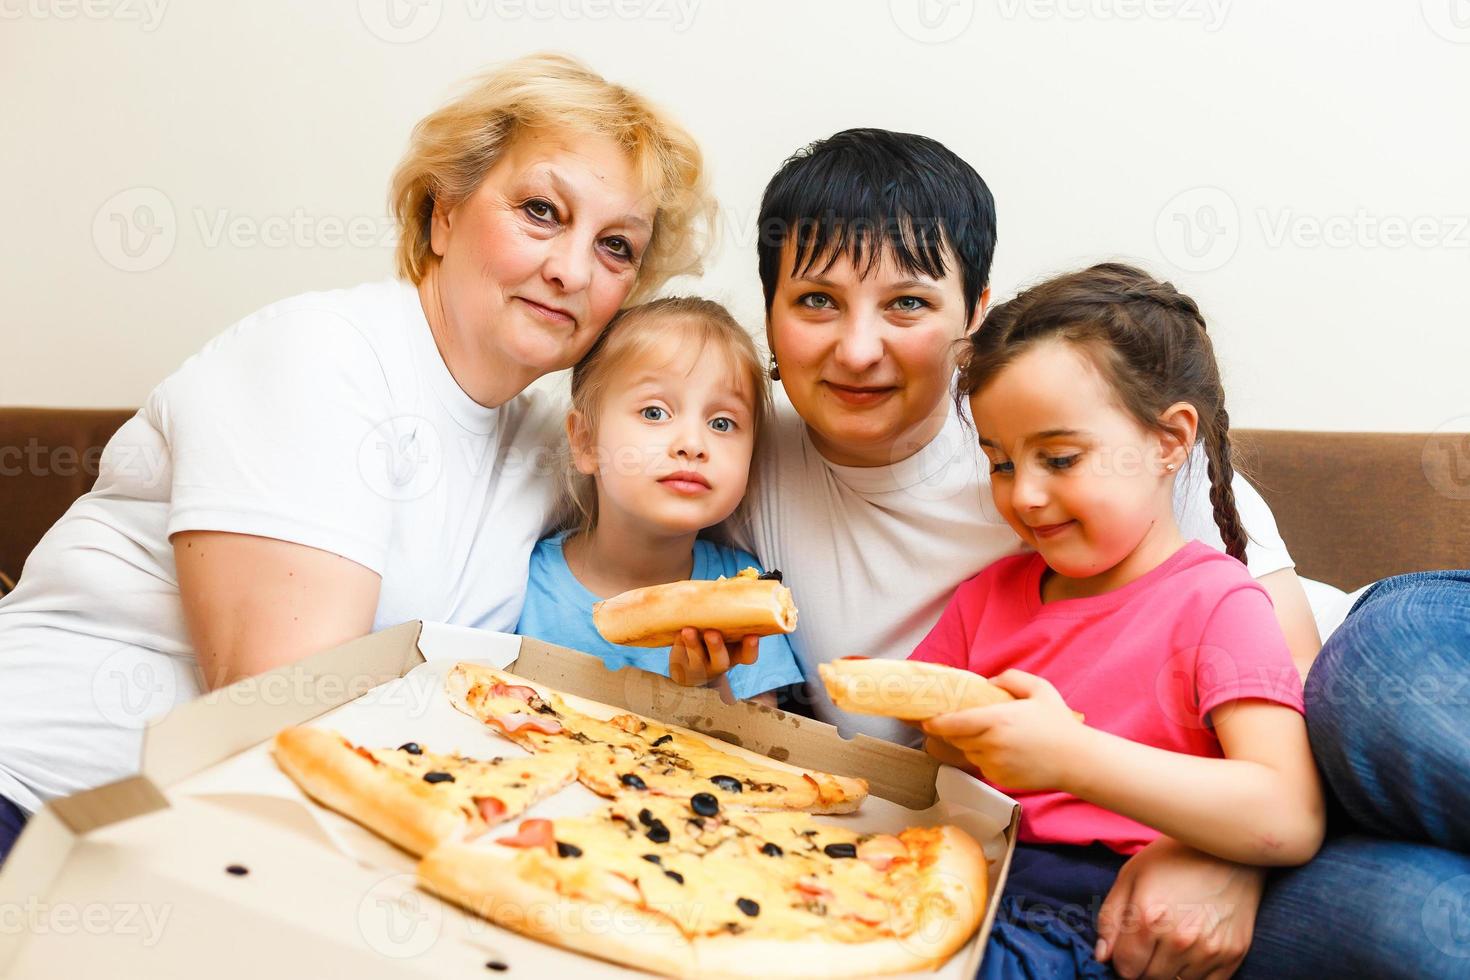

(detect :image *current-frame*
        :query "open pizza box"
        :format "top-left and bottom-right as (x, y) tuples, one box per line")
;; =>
(0, 621), (1021, 978)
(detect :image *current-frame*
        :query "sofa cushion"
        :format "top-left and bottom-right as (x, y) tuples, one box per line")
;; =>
(1235, 429), (1470, 591)
(0, 407), (136, 591)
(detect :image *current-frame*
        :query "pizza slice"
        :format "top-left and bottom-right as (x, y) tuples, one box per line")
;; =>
(820, 657), (1085, 723)
(446, 662), (868, 814)
(272, 726), (579, 857)
(417, 794), (987, 978)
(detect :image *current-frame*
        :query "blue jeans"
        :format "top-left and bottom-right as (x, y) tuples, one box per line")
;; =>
(0, 794), (24, 868)
(1241, 570), (1470, 977)
(980, 844), (1127, 979)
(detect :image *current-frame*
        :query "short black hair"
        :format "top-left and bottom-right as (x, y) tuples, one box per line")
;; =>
(756, 128), (997, 323)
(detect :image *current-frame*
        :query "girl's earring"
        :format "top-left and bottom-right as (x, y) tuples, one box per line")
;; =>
(1166, 462), (1177, 472)
(768, 356), (781, 382)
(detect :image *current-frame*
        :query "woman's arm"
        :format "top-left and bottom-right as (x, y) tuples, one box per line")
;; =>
(925, 672), (1325, 867)
(1095, 836), (1267, 979)
(174, 530), (381, 690)
(1256, 567), (1323, 679)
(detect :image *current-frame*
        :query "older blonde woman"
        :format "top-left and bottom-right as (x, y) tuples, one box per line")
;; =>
(0, 53), (713, 860)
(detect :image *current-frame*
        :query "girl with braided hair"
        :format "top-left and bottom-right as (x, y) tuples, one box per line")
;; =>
(905, 263), (1325, 976)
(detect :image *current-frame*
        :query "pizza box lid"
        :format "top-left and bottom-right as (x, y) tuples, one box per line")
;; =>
(0, 621), (1021, 979)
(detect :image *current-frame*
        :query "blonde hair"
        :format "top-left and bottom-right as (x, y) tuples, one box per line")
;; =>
(559, 297), (770, 536)
(390, 52), (714, 303)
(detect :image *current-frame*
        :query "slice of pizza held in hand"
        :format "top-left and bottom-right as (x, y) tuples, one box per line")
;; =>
(819, 657), (1085, 723)
(591, 567), (798, 647)
(272, 726), (579, 857)
(446, 662), (868, 814)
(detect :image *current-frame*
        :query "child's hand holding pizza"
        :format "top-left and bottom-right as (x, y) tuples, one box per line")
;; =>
(922, 669), (1088, 791)
(668, 628), (759, 687)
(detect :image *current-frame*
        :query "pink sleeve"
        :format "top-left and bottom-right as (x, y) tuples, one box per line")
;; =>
(909, 575), (988, 669)
(1195, 585), (1305, 723)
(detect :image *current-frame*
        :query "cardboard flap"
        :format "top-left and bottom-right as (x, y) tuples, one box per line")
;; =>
(0, 809), (78, 973)
(512, 637), (943, 809)
(415, 620), (520, 666)
(48, 775), (170, 835)
(142, 621), (426, 787)
(0, 777), (168, 973)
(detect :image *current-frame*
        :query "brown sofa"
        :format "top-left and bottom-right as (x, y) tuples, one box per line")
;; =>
(1, 408), (1467, 594)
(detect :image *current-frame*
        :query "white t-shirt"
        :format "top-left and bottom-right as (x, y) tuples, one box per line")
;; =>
(0, 279), (564, 813)
(740, 389), (1294, 747)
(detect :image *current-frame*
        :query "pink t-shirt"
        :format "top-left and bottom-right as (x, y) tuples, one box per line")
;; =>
(910, 540), (1304, 855)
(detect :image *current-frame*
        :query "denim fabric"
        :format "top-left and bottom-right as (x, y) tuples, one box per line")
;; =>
(1243, 570), (1470, 977)
(981, 896), (1119, 980)
(1242, 834), (1470, 978)
(1303, 569), (1470, 849)
(0, 794), (25, 868)
(978, 843), (1127, 979)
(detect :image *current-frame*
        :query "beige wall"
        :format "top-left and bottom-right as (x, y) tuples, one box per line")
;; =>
(3, 0), (1467, 433)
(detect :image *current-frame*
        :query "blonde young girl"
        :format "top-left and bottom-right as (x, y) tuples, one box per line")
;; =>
(909, 265), (1324, 976)
(515, 297), (803, 704)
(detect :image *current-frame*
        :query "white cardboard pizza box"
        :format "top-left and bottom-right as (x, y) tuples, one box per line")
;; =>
(0, 621), (1020, 979)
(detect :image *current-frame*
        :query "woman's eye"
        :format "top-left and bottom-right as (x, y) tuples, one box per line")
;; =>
(524, 199), (557, 223)
(603, 237), (634, 261)
(640, 406), (668, 422)
(708, 417), (736, 434)
(892, 296), (929, 312)
(797, 293), (834, 310)
(989, 460), (1014, 475)
(1046, 455), (1081, 471)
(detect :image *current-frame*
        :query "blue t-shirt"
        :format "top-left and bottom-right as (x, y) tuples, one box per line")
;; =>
(516, 532), (805, 700)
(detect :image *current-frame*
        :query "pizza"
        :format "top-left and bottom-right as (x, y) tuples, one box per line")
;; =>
(272, 726), (579, 857)
(820, 657), (1085, 723)
(417, 793), (988, 978)
(446, 662), (868, 813)
(593, 567), (798, 647)
(273, 664), (991, 975)
(818, 658), (1021, 720)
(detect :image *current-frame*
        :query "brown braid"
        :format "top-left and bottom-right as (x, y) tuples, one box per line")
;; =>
(1202, 407), (1248, 562)
(956, 262), (1249, 565)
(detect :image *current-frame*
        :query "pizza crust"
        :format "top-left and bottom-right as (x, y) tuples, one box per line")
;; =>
(273, 727), (466, 857)
(272, 727), (578, 858)
(805, 773), (870, 815)
(819, 658), (1021, 720)
(695, 824), (987, 977)
(418, 842), (698, 977)
(418, 823), (988, 979)
(592, 573), (798, 648)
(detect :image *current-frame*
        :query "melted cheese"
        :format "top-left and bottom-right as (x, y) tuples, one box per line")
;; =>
(360, 742), (573, 824)
(500, 798), (928, 943)
(463, 676), (832, 810)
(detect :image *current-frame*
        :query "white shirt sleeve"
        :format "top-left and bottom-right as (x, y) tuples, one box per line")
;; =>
(1174, 444), (1294, 578)
(161, 305), (396, 574)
